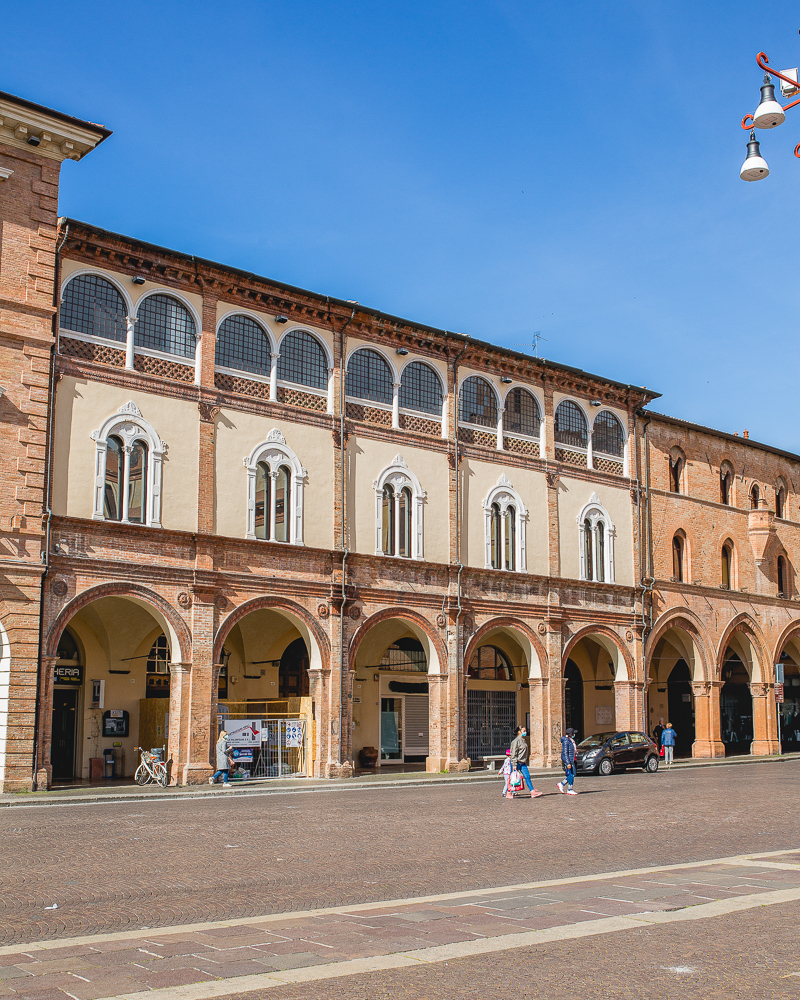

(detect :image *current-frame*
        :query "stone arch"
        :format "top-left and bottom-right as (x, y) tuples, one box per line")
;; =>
(645, 607), (713, 683)
(716, 613), (769, 683)
(563, 624), (635, 681)
(45, 582), (191, 663)
(771, 620), (800, 681)
(463, 617), (547, 680)
(348, 607), (447, 676)
(213, 596), (329, 672)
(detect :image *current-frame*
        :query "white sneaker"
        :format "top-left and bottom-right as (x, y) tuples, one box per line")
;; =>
(208, 777), (215, 785)
(557, 782), (564, 793)
(566, 789), (578, 795)
(223, 782), (233, 789)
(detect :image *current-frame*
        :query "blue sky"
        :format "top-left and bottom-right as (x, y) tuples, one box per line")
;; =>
(4, 3), (800, 447)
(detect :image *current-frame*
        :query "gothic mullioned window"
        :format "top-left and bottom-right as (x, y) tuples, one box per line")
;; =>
(578, 494), (616, 584)
(482, 475), (527, 572)
(244, 429), (306, 544)
(374, 455), (425, 559)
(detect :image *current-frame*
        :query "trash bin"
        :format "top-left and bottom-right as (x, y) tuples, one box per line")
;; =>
(103, 748), (115, 780)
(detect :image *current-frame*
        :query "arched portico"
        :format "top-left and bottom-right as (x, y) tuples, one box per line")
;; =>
(348, 609), (450, 773)
(40, 585), (191, 788)
(717, 616), (777, 756)
(562, 627), (639, 740)
(463, 619), (548, 765)
(645, 611), (715, 758)
(773, 625), (800, 752)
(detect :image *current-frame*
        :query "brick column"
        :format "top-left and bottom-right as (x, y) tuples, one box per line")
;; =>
(197, 404), (219, 535)
(691, 680), (725, 757)
(308, 667), (329, 777)
(542, 382), (555, 462)
(167, 662), (191, 784)
(614, 680), (638, 731)
(179, 593), (215, 784)
(528, 676), (548, 766)
(750, 683), (779, 755)
(426, 672), (448, 772)
(196, 291), (219, 389)
(544, 624), (563, 766)
(33, 655), (57, 789)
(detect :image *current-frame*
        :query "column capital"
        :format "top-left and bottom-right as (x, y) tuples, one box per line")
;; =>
(169, 661), (191, 676)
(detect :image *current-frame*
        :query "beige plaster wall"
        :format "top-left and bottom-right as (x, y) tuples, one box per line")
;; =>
(215, 410), (334, 548)
(557, 476), (634, 585)
(348, 437), (449, 564)
(52, 376), (200, 531)
(461, 459), (548, 573)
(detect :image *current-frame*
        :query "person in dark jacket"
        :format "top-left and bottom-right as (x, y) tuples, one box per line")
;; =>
(557, 728), (578, 795)
(509, 725), (543, 799)
(653, 718), (665, 749)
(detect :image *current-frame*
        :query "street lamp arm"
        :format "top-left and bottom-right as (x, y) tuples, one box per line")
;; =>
(755, 51), (798, 93)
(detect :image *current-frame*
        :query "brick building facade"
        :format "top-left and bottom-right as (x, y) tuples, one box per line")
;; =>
(0, 90), (795, 792)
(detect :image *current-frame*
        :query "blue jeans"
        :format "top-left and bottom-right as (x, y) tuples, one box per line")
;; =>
(212, 768), (229, 784)
(561, 764), (575, 789)
(514, 764), (533, 792)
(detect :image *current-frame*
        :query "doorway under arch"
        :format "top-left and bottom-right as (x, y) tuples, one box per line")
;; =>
(564, 659), (583, 737)
(720, 652), (752, 755)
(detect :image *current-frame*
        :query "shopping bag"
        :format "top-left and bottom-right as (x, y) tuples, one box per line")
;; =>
(659, 746), (665, 758)
(510, 770), (523, 789)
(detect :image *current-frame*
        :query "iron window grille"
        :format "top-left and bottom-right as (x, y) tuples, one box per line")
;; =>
(504, 387), (540, 436)
(60, 273), (127, 342)
(591, 411), (624, 457)
(277, 330), (327, 390)
(135, 295), (196, 358)
(554, 400), (588, 448)
(459, 376), (498, 428)
(346, 348), (393, 404)
(399, 362), (443, 415)
(366, 639), (427, 672)
(146, 634), (170, 674)
(216, 314), (271, 376)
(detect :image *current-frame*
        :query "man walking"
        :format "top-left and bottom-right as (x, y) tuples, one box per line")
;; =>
(661, 722), (676, 766)
(557, 728), (578, 795)
(509, 725), (543, 799)
(653, 717), (665, 750)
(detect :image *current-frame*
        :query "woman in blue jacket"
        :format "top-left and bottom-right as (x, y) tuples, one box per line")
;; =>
(660, 722), (676, 765)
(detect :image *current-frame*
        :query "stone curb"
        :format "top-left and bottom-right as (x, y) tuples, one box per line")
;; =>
(1, 752), (797, 809)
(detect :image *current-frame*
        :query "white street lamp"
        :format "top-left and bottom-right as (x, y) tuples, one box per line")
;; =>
(752, 75), (786, 129)
(740, 130), (770, 181)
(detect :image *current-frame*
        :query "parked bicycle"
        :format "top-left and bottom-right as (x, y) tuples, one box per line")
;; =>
(134, 746), (168, 787)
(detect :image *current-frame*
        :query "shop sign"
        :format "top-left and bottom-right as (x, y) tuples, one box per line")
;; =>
(775, 683), (784, 703)
(226, 720), (262, 746)
(54, 663), (83, 686)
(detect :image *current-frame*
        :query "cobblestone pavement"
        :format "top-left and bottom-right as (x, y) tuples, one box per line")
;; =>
(0, 759), (798, 998)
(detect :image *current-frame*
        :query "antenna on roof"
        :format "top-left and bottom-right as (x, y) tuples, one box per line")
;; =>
(516, 331), (547, 358)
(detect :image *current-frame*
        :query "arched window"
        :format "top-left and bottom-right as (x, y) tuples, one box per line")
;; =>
(672, 534), (684, 582)
(720, 462), (734, 505)
(750, 483), (760, 509)
(277, 329), (328, 390)
(399, 362), (443, 416)
(60, 273), (127, 342)
(721, 542), (732, 589)
(92, 401), (165, 527)
(578, 494), (615, 583)
(135, 294), (196, 358)
(244, 429), (306, 544)
(778, 555), (788, 597)
(504, 387), (540, 437)
(483, 475), (527, 572)
(146, 633), (170, 699)
(346, 349), (393, 404)
(374, 455), (425, 559)
(554, 400), (588, 449)
(468, 645), (512, 679)
(669, 453), (684, 493)
(459, 376), (498, 428)
(216, 314), (271, 376)
(592, 411), (624, 458)
(776, 481), (786, 519)
(253, 463), (291, 542)
(380, 637), (427, 672)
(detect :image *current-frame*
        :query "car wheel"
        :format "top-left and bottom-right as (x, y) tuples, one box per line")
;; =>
(598, 757), (613, 776)
(645, 755), (659, 773)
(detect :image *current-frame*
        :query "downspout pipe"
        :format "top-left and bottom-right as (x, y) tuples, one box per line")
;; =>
(451, 340), (468, 763)
(32, 222), (68, 788)
(336, 304), (355, 763)
(636, 407), (654, 731)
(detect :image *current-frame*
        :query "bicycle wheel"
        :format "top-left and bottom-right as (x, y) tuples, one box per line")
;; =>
(154, 762), (168, 787)
(134, 763), (151, 785)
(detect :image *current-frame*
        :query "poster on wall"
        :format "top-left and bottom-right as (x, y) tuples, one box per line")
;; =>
(285, 722), (304, 748)
(225, 721), (262, 746)
(595, 706), (613, 726)
(230, 747), (254, 762)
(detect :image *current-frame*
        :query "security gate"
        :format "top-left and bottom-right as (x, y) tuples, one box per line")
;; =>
(467, 690), (516, 758)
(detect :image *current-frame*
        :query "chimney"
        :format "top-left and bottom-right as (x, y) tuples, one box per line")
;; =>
(744, 429), (749, 439)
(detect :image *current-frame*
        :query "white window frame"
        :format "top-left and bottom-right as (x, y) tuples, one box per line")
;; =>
(90, 401), (166, 527)
(398, 359), (448, 439)
(500, 382), (545, 453)
(590, 407), (629, 475)
(577, 492), (616, 583)
(135, 289), (202, 384)
(482, 474), (527, 571)
(373, 455), (426, 560)
(243, 429), (307, 544)
(277, 326), (336, 413)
